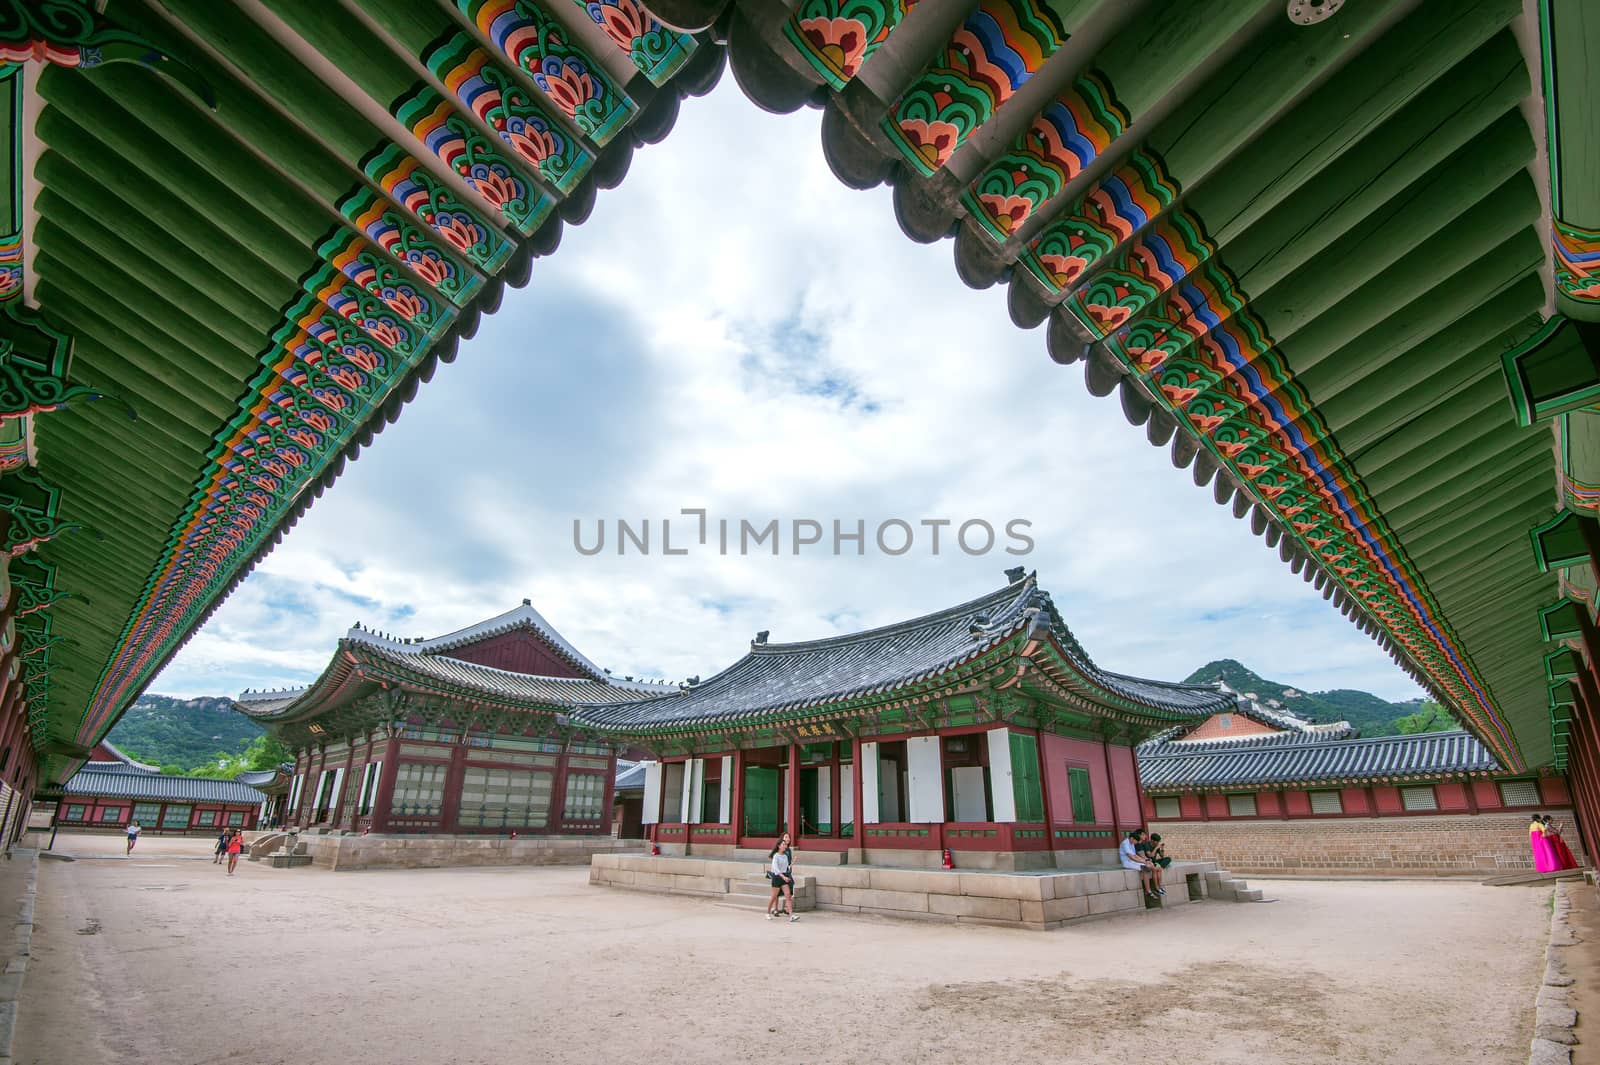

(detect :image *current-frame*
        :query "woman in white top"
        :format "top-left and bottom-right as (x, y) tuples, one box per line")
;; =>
(766, 832), (799, 922)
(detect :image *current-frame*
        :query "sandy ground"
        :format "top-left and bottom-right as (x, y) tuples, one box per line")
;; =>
(13, 833), (1551, 1065)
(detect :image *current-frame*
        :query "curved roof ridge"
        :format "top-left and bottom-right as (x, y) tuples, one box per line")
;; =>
(750, 576), (1037, 655)
(346, 600), (610, 680)
(427, 654), (675, 693)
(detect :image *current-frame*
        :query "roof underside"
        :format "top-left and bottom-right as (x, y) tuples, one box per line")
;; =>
(1, 0), (1591, 783)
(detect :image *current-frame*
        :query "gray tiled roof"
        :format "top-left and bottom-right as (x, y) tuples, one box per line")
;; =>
(353, 641), (673, 705)
(614, 761), (648, 792)
(64, 768), (268, 805)
(1137, 729), (1502, 791)
(236, 578), (1230, 734)
(575, 576), (1233, 731)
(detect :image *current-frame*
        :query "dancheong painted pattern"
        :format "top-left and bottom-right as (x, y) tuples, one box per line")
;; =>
(0, 0), (1593, 809)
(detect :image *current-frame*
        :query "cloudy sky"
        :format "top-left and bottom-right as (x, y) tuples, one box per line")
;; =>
(150, 74), (1423, 705)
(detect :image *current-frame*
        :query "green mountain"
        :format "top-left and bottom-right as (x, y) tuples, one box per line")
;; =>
(105, 694), (265, 772)
(1183, 659), (1440, 737)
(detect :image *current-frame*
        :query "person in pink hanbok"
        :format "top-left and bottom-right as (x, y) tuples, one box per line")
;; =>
(1531, 814), (1560, 872)
(1544, 815), (1579, 871)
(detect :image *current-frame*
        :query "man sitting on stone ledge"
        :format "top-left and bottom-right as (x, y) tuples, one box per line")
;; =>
(1121, 829), (1162, 899)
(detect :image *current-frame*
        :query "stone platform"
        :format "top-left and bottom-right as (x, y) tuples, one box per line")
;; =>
(590, 854), (1259, 930)
(286, 831), (638, 871)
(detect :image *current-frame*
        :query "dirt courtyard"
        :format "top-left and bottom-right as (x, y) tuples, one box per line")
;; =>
(14, 834), (1550, 1065)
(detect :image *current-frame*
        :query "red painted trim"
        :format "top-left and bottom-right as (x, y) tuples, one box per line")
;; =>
(1101, 737), (1121, 834)
(850, 738), (864, 847)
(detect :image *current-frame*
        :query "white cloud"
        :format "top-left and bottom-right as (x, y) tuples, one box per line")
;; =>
(150, 76), (1424, 708)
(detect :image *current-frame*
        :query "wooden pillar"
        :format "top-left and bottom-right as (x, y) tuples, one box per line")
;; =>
(439, 740), (468, 834)
(730, 747), (745, 845)
(599, 750), (617, 839)
(1462, 776), (1479, 815)
(367, 738), (402, 833)
(1277, 789), (1291, 820)
(1568, 679), (1600, 863)
(850, 737), (864, 849)
(1101, 734), (1121, 833)
(1364, 786), (1379, 816)
(549, 747), (571, 835)
(1577, 512), (1600, 591)
(785, 742), (801, 837)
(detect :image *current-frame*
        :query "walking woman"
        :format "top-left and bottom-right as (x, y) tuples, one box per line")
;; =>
(766, 831), (799, 922)
(213, 827), (228, 865)
(1545, 815), (1579, 871)
(1531, 813), (1559, 872)
(225, 828), (245, 876)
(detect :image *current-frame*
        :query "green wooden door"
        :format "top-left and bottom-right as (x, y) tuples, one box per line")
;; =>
(743, 766), (780, 836)
(1009, 732), (1044, 822)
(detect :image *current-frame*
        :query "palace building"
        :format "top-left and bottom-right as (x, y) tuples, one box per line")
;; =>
(237, 571), (1239, 871)
(1137, 694), (1582, 876)
(52, 741), (270, 835)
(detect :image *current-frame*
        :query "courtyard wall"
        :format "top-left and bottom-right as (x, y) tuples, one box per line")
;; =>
(1151, 807), (1586, 875)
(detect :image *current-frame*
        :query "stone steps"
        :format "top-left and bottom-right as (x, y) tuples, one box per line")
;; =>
(1204, 868), (1265, 902)
(268, 853), (312, 869)
(719, 878), (817, 912)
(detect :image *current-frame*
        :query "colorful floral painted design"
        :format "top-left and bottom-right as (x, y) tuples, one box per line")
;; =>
(882, 0), (1070, 176)
(574, 0), (696, 85)
(456, 0), (635, 145)
(363, 145), (512, 274)
(338, 189), (481, 305)
(1021, 151), (1178, 293)
(964, 73), (1127, 241)
(426, 35), (593, 195)
(393, 87), (554, 237)
(784, 0), (916, 89)
(317, 233), (452, 341)
(0, 232), (21, 303)
(1094, 245), (1514, 761)
(1554, 219), (1600, 303)
(305, 269), (418, 359)
(1066, 210), (1215, 338)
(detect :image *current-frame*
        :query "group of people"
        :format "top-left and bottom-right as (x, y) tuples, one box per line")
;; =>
(766, 832), (800, 921)
(1531, 814), (1579, 873)
(125, 820), (248, 874)
(214, 827), (247, 874)
(1119, 828), (1172, 900)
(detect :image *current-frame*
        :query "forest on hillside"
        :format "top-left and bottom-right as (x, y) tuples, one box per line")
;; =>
(1183, 659), (1455, 737)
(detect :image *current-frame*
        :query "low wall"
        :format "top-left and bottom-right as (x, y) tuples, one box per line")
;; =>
(591, 854), (1225, 929)
(1150, 808), (1588, 876)
(297, 832), (637, 871)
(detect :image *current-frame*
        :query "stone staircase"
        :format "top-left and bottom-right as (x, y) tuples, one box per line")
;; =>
(717, 874), (817, 913)
(1202, 867), (1265, 902)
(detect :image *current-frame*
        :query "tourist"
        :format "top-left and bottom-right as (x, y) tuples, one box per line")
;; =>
(125, 820), (140, 855)
(1120, 829), (1160, 898)
(1135, 832), (1166, 896)
(1544, 816), (1578, 871)
(1149, 833), (1173, 878)
(1531, 813), (1558, 872)
(225, 828), (245, 876)
(213, 827), (228, 865)
(766, 831), (798, 922)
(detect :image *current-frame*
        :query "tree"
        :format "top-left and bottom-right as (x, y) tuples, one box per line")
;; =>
(1394, 701), (1455, 735)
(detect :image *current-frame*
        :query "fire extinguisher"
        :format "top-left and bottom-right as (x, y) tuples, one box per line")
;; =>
(941, 849), (954, 870)
(651, 841), (661, 856)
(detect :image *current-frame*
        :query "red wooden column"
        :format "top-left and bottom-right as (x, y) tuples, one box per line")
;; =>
(1277, 789), (1290, 820)
(599, 752), (617, 838)
(785, 742), (801, 837)
(730, 748), (745, 845)
(850, 737), (865, 851)
(1100, 735), (1121, 833)
(367, 738), (402, 833)
(332, 743), (357, 829)
(439, 739), (469, 833)
(549, 748), (572, 835)
(1569, 677), (1600, 861)
(1462, 776), (1479, 815)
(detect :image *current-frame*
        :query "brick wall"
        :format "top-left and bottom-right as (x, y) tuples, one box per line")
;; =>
(1151, 808), (1587, 875)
